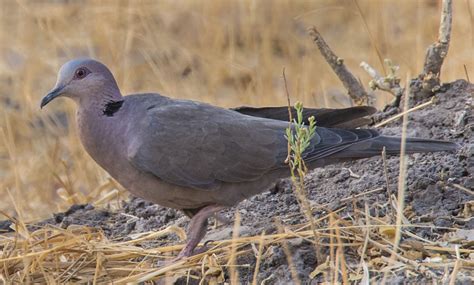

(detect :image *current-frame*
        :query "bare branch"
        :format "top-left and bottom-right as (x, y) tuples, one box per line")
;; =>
(360, 60), (404, 109)
(419, 0), (453, 94)
(308, 26), (368, 105)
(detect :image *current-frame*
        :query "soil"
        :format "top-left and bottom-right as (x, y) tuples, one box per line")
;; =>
(12, 80), (474, 284)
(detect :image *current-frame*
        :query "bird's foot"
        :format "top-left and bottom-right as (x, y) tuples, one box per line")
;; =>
(175, 247), (193, 260)
(192, 240), (214, 255)
(158, 240), (214, 266)
(155, 249), (192, 267)
(176, 240), (213, 259)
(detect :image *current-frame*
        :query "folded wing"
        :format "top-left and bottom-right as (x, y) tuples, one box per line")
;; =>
(232, 106), (376, 128)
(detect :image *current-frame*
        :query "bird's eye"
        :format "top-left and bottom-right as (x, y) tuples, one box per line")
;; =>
(74, 67), (90, 80)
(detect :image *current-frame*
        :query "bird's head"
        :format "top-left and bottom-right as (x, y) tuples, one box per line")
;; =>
(41, 58), (121, 108)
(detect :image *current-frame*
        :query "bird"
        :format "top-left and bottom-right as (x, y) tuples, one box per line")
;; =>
(40, 58), (458, 259)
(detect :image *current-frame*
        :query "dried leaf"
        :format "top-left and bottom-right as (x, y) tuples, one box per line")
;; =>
(201, 254), (224, 284)
(403, 239), (425, 251)
(379, 225), (396, 238)
(404, 249), (423, 260)
(423, 256), (443, 263)
(463, 201), (474, 217)
(309, 256), (329, 279)
(368, 246), (381, 257)
(404, 205), (416, 220)
(349, 273), (363, 281)
(368, 257), (387, 268)
(361, 260), (370, 285)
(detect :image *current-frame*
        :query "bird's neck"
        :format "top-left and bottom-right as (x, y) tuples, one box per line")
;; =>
(76, 95), (125, 169)
(78, 89), (123, 116)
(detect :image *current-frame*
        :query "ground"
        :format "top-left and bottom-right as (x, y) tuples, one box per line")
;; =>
(1, 80), (472, 284)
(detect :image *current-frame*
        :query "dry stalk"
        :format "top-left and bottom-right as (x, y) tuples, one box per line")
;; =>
(374, 97), (434, 128)
(449, 183), (474, 196)
(352, 0), (386, 75)
(275, 220), (301, 285)
(333, 247), (340, 284)
(339, 187), (384, 205)
(382, 76), (410, 284)
(251, 231), (266, 285)
(463, 64), (470, 83)
(283, 68), (293, 165)
(329, 214), (335, 284)
(382, 147), (391, 198)
(356, 203), (371, 276)
(334, 215), (349, 285)
(228, 211), (241, 285)
(448, 245), (461, 285)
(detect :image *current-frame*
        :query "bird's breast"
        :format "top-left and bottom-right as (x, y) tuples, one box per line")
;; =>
(77, 112), (127, 172)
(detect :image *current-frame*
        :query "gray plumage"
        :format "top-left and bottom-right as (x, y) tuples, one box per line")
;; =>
(232, 105), (376, 128)
(41, 58), (458, 259)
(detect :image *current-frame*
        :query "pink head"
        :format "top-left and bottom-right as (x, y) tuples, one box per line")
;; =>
(41, 58), (122, 108)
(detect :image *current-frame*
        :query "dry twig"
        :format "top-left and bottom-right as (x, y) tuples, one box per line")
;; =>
(360, 60), (404, 109)
(308, 26), (368, 105)
(414, 0), (453, 98)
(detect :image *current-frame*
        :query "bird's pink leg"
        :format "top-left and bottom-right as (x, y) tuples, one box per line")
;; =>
(176, 205), (226, 259)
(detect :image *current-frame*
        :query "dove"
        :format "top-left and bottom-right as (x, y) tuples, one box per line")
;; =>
(41, 58), (458, 259)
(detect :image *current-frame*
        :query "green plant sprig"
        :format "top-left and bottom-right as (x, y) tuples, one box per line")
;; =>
(285, 101), (322, 261)
(285, 101), (317, 176)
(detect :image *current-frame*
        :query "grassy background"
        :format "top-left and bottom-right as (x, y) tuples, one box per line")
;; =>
(0, 0), (472, 220)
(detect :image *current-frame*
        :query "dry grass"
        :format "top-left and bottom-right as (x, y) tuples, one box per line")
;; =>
(0, 0), (473, 283)
(1, 202), (473, 283)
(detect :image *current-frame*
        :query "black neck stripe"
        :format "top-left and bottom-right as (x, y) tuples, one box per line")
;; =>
(103, 100), (124, 117)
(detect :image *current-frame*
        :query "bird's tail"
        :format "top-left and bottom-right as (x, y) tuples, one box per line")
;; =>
(332, 136), (459, 158)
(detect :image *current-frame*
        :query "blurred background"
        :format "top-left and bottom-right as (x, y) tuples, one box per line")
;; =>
(0, 0), (472, 220)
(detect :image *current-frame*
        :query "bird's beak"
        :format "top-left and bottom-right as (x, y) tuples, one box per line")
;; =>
(40, 85), (65, 109)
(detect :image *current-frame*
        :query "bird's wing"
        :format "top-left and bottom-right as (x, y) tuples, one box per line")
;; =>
(232, 106), (376, 128)
(127, 102), (288, 190)
(127, 100), (380, 191)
